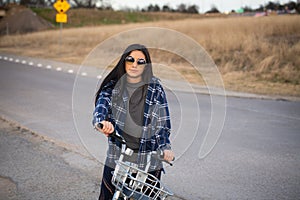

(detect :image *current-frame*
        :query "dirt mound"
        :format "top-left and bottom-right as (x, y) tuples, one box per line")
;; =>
(0, 5), (53, 35)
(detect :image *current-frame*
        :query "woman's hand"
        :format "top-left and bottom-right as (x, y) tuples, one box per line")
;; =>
(163, 150), (175, 162)
(96, 121), (114, 137)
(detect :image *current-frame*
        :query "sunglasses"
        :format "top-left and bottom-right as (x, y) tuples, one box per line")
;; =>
(125, 56), (147, 65)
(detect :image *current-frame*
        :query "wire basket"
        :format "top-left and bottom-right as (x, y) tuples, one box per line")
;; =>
(112, 160), (173, 200)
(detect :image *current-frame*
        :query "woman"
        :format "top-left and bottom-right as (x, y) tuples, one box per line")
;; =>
(93, 44), (174, 199)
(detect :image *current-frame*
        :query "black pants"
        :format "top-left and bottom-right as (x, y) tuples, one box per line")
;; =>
(98, 165), (162, 200)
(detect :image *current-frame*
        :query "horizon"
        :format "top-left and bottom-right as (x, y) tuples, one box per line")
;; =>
(110, 0), (293, 13)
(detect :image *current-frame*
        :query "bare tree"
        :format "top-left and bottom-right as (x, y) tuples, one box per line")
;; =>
(147, 4), (160, 12)
(177, 3), (186, 13)
(206, 5), (220, 13)
(162, 4), (170, 12)
(187, 5), (199, 14)
(20, 0), (51, 7)
(72, 0), (85, 7)
(72, 0), (106, 8)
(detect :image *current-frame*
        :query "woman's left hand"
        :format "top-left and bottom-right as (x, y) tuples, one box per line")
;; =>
(163, 150), (175, 162)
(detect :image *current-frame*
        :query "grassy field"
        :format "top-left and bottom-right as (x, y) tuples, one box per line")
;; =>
(0, 12), (299, 97)
(31, 8), (222, 27)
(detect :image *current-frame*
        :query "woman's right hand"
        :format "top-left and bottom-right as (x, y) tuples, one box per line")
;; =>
(96, 121), (114, 137)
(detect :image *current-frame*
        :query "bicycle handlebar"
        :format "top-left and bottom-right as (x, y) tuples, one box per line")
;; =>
(96, 123), (175, 165)
(96, 123), (126, 144)
(152, 149), (175, 166)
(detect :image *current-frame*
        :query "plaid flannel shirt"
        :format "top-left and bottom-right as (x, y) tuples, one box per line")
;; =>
(93, 77), (171, 170)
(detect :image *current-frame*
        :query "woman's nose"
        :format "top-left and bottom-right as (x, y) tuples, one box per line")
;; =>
(132, 61), (138, 67)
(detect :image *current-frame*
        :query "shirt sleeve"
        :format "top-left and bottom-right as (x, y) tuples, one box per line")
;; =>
(92, 81), (114, 127)
(155, 84), (172, 151)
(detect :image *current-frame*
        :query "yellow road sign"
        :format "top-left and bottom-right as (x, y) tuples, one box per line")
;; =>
(56, 13), (67, 23)
(54, 0), (70, 14)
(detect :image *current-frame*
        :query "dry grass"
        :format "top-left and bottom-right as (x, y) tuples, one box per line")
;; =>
(0, 15), (299, 97)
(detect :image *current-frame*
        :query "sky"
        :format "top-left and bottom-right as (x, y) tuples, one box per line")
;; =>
(110, 0), (292, 13)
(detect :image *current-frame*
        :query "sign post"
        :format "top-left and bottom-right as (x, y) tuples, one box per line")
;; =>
(53, 0), (70, 54)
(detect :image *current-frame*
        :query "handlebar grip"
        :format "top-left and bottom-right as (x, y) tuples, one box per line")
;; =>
(155, 149), (175, 166)
(96, 123), (104, 129)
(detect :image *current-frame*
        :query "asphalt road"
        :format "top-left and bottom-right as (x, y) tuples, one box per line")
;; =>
(0, 56), (300, 200)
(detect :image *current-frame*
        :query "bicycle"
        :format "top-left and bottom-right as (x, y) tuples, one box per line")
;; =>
(97, 123), (174, 200)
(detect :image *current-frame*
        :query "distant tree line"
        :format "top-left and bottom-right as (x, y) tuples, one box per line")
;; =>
(141, 3), (199, 14)
(206, 1), (300, 14)
(0, 0), (299, 14)
(0, 0), (112, 9)
(243, 1), (300, 13)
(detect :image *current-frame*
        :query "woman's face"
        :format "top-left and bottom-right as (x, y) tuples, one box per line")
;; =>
(125, 50), (146, 83)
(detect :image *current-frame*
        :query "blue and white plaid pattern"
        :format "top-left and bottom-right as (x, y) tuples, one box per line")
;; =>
(93, 77), (171, 170)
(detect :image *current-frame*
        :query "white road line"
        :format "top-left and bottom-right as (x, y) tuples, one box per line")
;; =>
(3, 56), (85, 78)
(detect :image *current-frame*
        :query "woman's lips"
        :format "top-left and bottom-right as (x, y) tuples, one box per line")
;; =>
(129, 69), (139, 73)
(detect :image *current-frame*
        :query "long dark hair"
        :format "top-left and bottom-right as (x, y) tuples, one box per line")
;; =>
(95, 44), (153, 105)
